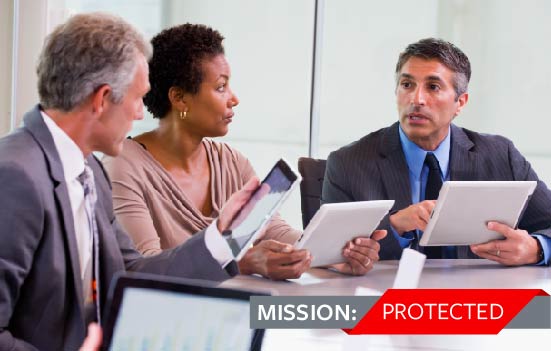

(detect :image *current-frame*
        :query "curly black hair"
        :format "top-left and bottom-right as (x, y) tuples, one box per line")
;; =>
(143, 23), (225, 118)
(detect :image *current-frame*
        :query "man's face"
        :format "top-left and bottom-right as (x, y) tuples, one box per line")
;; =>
(93, 55), (150, 156)
(396, 57), (468, 150)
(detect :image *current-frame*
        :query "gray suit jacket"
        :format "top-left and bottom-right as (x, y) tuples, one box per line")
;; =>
(322, 122), (551, 260)
(0, 106), (236, 351)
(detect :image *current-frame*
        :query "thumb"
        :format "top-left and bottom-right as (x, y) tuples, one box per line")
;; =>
(487, 221), (515, 238)
(242, 177), (261, 192)
(258, 239), (294, 253)
(217, 177), (260, 232)
(231, 177), (261, 208)
(371, 229), (387, 241)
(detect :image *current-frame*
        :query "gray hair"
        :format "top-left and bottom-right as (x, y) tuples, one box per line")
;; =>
(37, 12), (152, 111)
(395, 38), (471, 100)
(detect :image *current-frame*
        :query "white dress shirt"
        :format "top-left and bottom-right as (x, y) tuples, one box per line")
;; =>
(205, 220), (234, 268)
(41, 111), (90, 280)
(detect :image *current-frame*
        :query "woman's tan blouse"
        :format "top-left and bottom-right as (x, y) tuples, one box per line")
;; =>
(102, 139), (300, 256)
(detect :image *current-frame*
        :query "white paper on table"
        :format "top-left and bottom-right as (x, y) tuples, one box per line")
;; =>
(354, 286), (384, 296)
(392, 248), (426, 288)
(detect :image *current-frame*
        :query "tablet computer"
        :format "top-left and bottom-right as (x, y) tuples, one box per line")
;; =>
(224, 158), (300, 260)
(294, 200), (394, 267)
(102, 272), (267, 351)
(419, 181), (537, 246)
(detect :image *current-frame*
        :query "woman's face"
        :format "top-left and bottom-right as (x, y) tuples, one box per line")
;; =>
(184, 54), (239, 137)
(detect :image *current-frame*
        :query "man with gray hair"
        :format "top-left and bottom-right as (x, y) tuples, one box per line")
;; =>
(0, 12), (256, 350)
(323, 38), (551, 266)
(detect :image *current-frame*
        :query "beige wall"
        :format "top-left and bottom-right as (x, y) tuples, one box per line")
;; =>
(12, 0), (50, 128)
(4, 0), (66, 132)
(0, 0), (13, 136)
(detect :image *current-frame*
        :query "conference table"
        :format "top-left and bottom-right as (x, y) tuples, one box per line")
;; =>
(221, 259), (551, 350)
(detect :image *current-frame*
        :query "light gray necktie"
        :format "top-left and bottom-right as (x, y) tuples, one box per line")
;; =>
(78, 161), (101, 324)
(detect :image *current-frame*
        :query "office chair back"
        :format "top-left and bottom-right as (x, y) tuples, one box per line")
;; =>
(298, 157), (327, 229)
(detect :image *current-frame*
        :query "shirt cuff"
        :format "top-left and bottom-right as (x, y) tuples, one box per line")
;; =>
(531, 234), (551, 266)
(391, 225), (414, 248)
(204, 220), (234, 268)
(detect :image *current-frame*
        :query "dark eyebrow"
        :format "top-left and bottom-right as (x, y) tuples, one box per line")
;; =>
(426, 75), (444, 83)
(399, 73), (444, 84)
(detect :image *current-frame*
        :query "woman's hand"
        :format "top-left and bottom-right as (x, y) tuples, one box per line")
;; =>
(238, 240), (311, 280)
(331, 230), (387, 276)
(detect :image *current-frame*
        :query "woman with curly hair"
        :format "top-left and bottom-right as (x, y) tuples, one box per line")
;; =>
(103, 23), (383, 279)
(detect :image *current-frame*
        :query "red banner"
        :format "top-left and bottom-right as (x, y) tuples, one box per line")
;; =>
(345, 289), (548, 335)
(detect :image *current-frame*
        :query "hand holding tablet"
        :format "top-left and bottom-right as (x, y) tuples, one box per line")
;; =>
(419, 181), (537, 246)
(295, 200), (394, 267)
(470, 221), (544, 266)
(334, 229), (388, 275)
(222, 158), (301, 261)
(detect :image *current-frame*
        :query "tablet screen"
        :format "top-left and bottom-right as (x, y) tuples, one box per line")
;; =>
(225, 159), (298, 256)
(108, 287), (253, 350)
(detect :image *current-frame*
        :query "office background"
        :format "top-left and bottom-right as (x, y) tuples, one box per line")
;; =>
(1, 0), (550, 229)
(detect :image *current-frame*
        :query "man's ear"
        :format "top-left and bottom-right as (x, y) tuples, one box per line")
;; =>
(454, 92), (469, 117)
(91, 85), (112, 116)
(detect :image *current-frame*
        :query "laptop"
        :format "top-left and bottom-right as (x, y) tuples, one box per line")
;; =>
(102, 272), (267, 351)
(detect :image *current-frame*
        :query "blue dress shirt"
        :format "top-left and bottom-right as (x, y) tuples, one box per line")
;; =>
(391, 126), (451, 256)
(391, 126), (550, 264)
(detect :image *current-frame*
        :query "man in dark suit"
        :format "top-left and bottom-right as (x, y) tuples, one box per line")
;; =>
(0, 13), (259, 351)
(323, 38), (551, 265)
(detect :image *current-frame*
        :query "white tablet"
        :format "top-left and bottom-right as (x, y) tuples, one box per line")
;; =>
(419, 181), (537, 246)
(295, 200), (394, 267)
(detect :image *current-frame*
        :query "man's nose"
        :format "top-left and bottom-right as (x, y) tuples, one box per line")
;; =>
(412, 87), (426, 105)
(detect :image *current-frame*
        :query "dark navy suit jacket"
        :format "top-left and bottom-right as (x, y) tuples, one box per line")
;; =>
(322, 122), (551, 260)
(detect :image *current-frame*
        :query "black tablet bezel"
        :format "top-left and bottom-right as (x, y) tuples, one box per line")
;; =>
(224, 158), (299, 257)
(102, 272), (267, 351)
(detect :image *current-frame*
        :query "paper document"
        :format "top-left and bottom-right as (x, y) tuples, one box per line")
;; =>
(392, 248), (426, 288)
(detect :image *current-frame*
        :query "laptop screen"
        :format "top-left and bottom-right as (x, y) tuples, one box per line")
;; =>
(103, 273), (265, 351)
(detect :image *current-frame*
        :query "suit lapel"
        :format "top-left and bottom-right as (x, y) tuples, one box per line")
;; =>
(93, 200), (111, 314)
(449, 125), (481, 258)
(87, 156), (126, 315)
(449, 124), (479, 181)
(23, 105), (86, 315)
(378, 122), (412, 211)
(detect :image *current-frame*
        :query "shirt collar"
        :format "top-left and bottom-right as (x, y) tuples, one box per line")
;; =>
(398, 125), (451, 179)
(41, 110), (85, 181)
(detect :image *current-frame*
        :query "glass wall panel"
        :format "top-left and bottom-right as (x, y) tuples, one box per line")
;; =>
(318, 0), (439, 158)
(318, 0), (551, 185)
